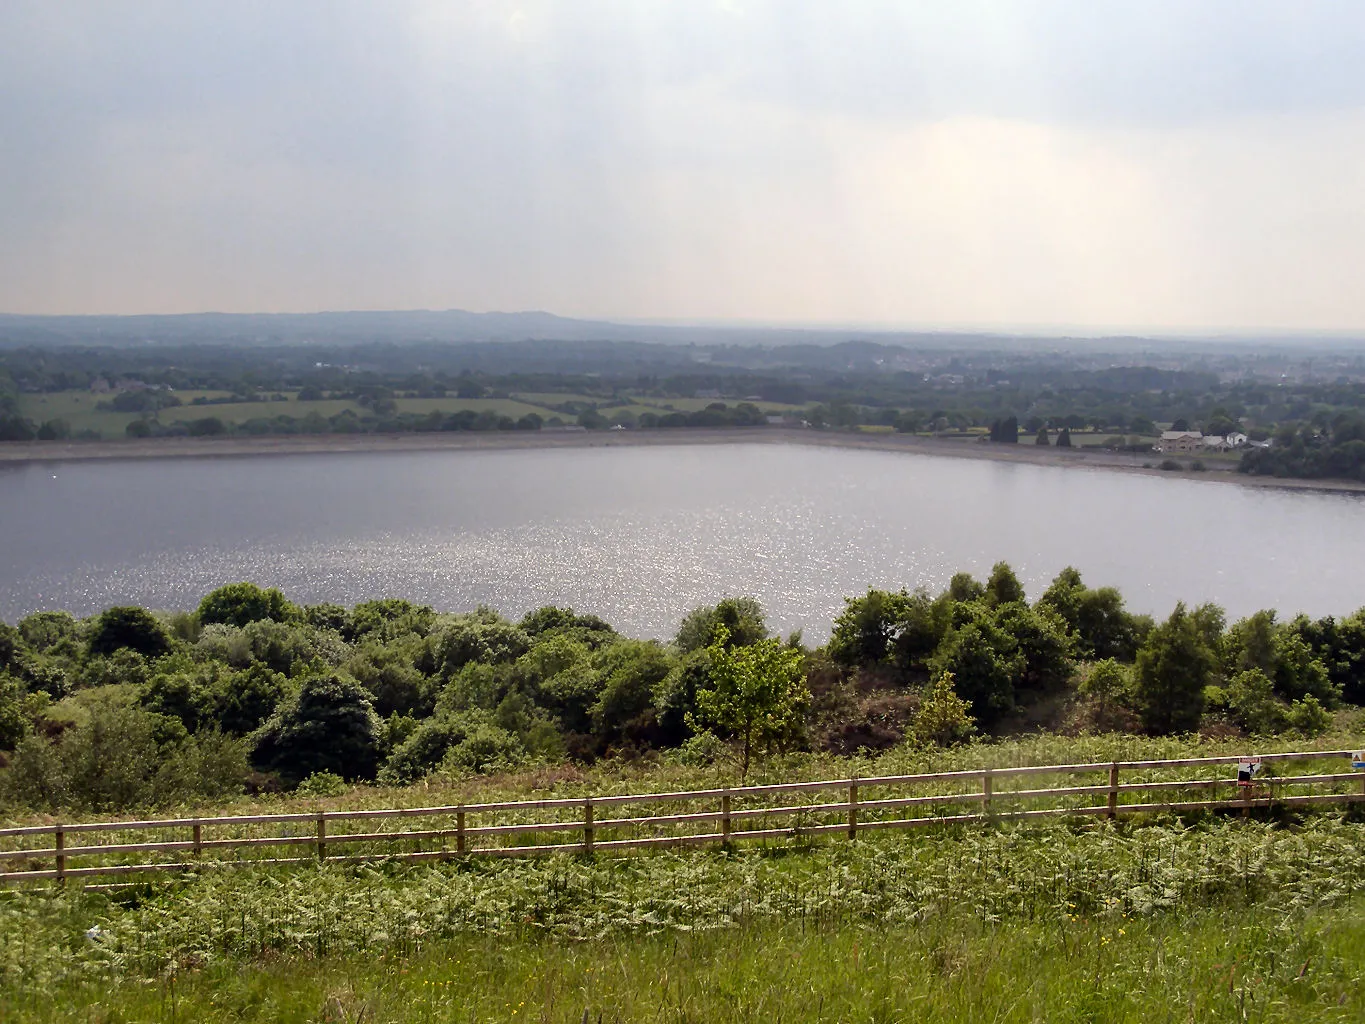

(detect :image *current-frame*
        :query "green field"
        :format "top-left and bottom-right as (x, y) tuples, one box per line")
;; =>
(18, 388), (814, 438)
(625, 395), (807, 414)
(2, 732), (1363, 1022)
(17, 391), (554, 437)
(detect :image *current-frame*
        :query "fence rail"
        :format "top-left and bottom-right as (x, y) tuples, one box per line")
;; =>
(2, 748), (1361, 886)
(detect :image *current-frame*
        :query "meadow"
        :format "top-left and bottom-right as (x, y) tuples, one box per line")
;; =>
(3, 732), (1364, 1022)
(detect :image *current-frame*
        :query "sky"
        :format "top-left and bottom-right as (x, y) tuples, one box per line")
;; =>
(2, 1), (1364, 331)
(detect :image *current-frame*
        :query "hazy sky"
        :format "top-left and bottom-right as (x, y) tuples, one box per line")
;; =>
(3, 1), (1364, 330)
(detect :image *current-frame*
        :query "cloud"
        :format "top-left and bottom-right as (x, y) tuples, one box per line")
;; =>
(1, 1), (1364, 328)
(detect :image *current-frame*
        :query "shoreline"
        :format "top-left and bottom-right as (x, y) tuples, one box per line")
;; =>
(2, 428), (1364, 494)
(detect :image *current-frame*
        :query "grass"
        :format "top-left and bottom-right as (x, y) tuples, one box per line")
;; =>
(2, 817), (1363, 1021)
(16, 391), (552, 437)
(624, 395), (807, 414)
(2, 732), (1362, 1020)
(6, 903), (1364, 1023)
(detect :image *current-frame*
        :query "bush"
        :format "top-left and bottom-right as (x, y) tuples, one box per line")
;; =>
(1224, 669), (1289, 735)
(1288, 694), (1332, 737)
(197, 582), (300, 628)
(1159, 459), (1183, 472)
(17, 611), (79, 653)
(213, 664), (294, 734)
(379, 716), (468, 784)
(88, 606), (172, 658)
(295, 771), (348, 798)
(251, 672), (383, 785)
(0, 673), (27, 749)
(435, 616), (530, 675)
(440, 721), (525, 775)
(1, 705), (248, 812)
(912, 672), (976, 747)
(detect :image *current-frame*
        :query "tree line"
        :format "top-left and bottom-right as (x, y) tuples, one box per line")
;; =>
(9, 342), (1365, 480)
(0, 569), (1359, 814)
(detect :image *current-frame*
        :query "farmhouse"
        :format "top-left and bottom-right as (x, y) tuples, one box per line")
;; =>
(1159, 430), (1203, 453)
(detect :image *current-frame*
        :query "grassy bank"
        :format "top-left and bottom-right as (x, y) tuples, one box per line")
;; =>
(4, 814), (1364, 1021)
(6, 903), (1363, 1023)
(4, 796), (1365, 1021)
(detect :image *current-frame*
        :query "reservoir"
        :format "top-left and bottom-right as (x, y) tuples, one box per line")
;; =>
(1, 443), (1362, 639)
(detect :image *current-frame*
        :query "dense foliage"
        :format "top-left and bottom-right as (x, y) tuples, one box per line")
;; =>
(1, 568), (1361, 813)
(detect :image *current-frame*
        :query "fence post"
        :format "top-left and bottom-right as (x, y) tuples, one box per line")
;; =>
(583, 797), (594, 855)
(316, 812), (327, 862)
(848, 779), (859, 840)
(192, 820), (203, 859)
(981, 769), (992, 814)
(721, 788), (731, 844)
(456, 810), (466, 855)
(54, 825), (65, 886)
(1107, 763), (1120, 820)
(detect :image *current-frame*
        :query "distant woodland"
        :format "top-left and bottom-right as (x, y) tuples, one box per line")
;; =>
(5, 325), (1365, 479)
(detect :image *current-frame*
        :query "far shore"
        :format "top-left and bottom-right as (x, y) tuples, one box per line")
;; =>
(3, 427), (1363, 494)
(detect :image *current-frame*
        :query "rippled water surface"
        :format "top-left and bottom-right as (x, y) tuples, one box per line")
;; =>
(2, 444), (1363, 639)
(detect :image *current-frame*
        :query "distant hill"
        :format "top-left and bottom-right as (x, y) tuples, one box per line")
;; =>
(0, 308), (1040, 351)
(1, 308), (1357, 354)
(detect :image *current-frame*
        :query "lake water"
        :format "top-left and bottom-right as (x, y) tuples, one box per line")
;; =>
(1, 443), (1363, 640)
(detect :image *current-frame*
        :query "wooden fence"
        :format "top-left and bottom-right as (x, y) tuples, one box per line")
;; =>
(1, 748), (1362, 887)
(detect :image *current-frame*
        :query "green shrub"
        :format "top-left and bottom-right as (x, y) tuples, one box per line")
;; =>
(440, 721), (526, 775)
(1, 704), (248, 812)
(251, 672), (383, 786)
(912, 672), (976, 746)
(379, 712), (483, 784)
(0, 672), (27, 749)
(434, 615), (530, 675)
(88, 606), (172, 658)
(1288, 694), (1332, 737)
(295, 770), (347, 797)
(197, 582), (300, 628)
(1224, 669), (1289, 734)
(17, 611), (80, 653)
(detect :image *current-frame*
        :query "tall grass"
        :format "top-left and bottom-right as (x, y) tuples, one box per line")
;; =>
(2, 731), (1362, 1021)
(6, 901), (1364, 1022)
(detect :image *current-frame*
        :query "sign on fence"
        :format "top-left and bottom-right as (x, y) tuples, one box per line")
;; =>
(1351, 751), (1365, 770)
(1236, 757), (1261, 786)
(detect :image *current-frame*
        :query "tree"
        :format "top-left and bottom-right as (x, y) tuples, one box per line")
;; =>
(1035, 426), (1050, 445)
(988, 415), (1019, 443)
(992, 602), (1074, 696)
(676, 597), (767, 653)
(435, 615), (530, 675)
(827, 588), (911, 668)
(1056, 428), (1072, 448)
(591, 639), (674, 746)
(1133, 603), (1218, 734)
(1078, 659), (1130, 727)
(197, 582), (299, 628)
(912, 672), (975, 746)
(0, 673), (27, 750)
(927, 619), (1022, 728)
(89, 606), (172, 658)
(946, 572), (984, 603)
(984, 562), (1026, 607)
(252, 672), (383, 785)
(694, 629), (808, 782)
(1224, 669), (1288, 734)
